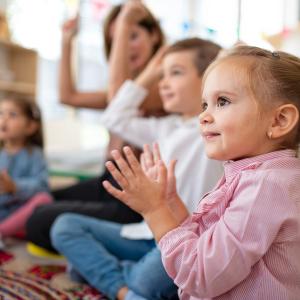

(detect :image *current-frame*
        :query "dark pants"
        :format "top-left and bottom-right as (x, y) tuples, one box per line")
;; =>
(26, 169), (143, 252)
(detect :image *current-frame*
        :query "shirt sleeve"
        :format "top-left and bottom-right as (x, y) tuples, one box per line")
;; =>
(158, 172), (294, 298)
(14, 149), (49, 200)
(100, 80), (162, 147)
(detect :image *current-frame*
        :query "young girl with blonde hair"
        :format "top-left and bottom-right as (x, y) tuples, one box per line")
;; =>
(104, 46), (300, 300)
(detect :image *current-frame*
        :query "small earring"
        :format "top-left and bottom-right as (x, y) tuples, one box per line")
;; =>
(267, 131), (273, 139)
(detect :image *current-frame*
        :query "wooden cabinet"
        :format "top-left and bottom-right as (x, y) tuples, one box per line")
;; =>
(0, 39), (37, 100)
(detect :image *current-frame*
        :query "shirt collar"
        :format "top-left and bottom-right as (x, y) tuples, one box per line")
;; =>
(223, 149), (297, 180)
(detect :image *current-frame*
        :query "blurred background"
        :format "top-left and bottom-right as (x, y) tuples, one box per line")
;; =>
(0, 0), (299, 183)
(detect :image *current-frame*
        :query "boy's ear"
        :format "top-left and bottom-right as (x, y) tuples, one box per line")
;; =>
(25, 120), (38, 137)
(269, 104), (299, 139)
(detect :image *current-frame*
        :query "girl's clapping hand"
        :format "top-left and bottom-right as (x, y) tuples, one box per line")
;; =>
(141, 143), (179, 207)
(103, 145), (169, 217)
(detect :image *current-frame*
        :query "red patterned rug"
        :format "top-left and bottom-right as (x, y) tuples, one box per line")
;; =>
(0, 249), (107, 300)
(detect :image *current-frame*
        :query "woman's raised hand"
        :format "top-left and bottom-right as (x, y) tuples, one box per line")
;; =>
(61, 14), (79, 42)
(117, 0), (149, 26)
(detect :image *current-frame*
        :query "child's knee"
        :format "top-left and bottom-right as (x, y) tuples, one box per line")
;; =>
(50, 213), (78, 248)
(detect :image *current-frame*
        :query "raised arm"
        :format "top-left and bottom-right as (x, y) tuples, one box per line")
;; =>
(136, 46), (168, 116)
(59, 16), (107, 109)
(107, 1), (149, 101)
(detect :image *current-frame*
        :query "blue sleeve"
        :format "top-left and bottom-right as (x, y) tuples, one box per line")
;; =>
(14, 149), (49, 200)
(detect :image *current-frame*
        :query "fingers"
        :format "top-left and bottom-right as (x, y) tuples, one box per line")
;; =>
(157, 160), (167, 187)
(123, 146), (144, 176)
(140, 153), (147, 172)
(109, 147), (143, 181)
(102, 180), (126, 202)
(142, 143), (161, 166)
(152, 46), (168, 64)
(152, 142), (161, 164)
(143, 144), (154, 170)
(121, 0), (148, 23)
(140, 152), (152, 175)
(168, 159), (177, 177)
(111, 150), (135, 181)
(105, 161), (129, 190)
(167, 160), (178, 190)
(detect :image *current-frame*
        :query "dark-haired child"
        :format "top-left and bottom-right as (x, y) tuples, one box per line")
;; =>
(0, 97), (51, 245)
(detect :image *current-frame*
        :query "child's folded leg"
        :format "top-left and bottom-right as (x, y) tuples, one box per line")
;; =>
(0, 192), (52, 237)
(67, 263), (87, 284)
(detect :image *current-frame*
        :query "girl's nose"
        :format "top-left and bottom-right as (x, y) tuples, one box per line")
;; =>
(199, 110), (213, 124)
(159, 77), (168, 89)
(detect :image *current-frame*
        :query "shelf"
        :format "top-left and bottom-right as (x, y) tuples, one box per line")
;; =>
(0, 39), (37, 99)
(0, 80), (36, 95)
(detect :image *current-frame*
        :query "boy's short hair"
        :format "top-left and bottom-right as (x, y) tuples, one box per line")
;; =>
(165, 38), (222, 75)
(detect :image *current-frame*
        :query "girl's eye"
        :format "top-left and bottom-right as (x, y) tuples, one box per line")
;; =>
(217, 97), (230, 107)
(9, 112), (18, 118)
(130, 31), (139, 41)
(202, 102), (208, 111)
(170, 69), (182, 76)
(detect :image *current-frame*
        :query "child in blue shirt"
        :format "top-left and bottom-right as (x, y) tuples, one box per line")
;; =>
(0, 96), (52, 244)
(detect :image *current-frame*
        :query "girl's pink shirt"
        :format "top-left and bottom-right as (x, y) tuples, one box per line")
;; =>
(159, 149), (300, 300)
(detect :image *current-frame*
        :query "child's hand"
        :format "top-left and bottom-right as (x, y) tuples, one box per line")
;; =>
(103, 146), (169, 217)
(140, 143), (161, 181)
(0, 170), (16, 194)
(62, 14), (79, 42)
(141, 143), (179, 205)
(136, 46), (167, 88)
(117, 0), (149, 26)
(140, 143), (189, 224)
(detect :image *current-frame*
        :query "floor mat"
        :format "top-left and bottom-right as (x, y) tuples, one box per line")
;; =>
(0, 244), (107, 300)
(0, 269), (72, 300)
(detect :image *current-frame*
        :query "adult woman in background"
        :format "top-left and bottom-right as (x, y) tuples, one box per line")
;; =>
(26, 0), (165, 253)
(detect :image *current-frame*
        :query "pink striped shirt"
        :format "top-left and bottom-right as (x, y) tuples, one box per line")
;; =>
(159, 150), (300, 300)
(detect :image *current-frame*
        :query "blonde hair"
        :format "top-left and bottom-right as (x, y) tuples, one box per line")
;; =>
(203, 45), (300, 150)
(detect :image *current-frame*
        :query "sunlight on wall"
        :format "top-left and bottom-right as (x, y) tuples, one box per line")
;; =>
(6, 0), (65, 60)
(6, 0), (299, 57)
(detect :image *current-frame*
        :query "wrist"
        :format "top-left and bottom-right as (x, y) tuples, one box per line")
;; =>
(143, 204), (180, 241)
(62, 36), (73, 45)
(136, 72), (156, 89)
